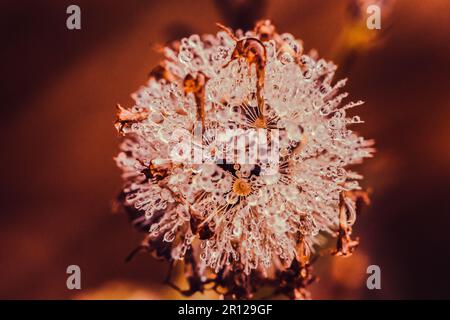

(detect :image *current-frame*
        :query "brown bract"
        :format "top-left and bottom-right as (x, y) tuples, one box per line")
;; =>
(114, 104), (149, 134)
(183, 72), (209, 130)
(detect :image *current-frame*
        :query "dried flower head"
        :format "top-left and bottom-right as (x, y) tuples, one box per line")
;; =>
(115, 20), (374, 299)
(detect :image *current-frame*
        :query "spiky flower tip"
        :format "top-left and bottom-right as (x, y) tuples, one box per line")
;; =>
(115, 20), (374, 299)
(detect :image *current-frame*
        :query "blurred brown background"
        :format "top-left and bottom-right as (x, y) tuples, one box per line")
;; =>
(1, 0), (449, 299)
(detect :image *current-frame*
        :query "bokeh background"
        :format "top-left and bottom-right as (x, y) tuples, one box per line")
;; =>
(1, 0), (449, 299)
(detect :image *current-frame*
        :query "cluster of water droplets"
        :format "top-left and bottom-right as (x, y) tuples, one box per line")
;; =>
(115, 23), (374, 275)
